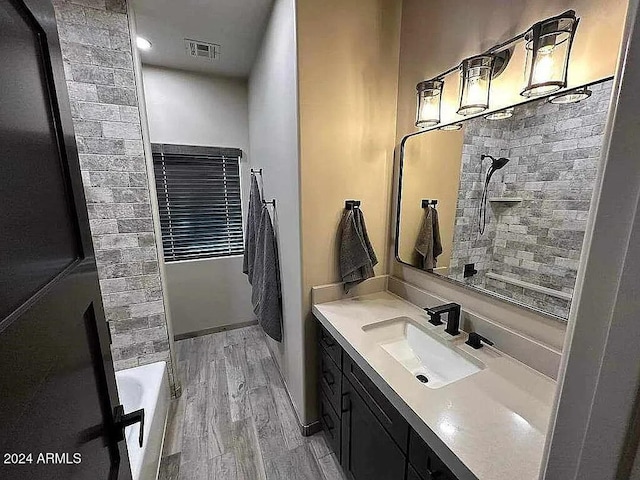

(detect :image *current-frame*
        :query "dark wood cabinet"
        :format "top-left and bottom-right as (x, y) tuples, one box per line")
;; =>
(317, 324), (343, 462)
(316, 319), (460, 480)
(341, 379), (407, 480)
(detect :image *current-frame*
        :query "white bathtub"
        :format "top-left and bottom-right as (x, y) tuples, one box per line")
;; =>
(116, 361), (170, 480)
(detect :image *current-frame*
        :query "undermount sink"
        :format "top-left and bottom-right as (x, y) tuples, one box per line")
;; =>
(362, 317), (484, 388)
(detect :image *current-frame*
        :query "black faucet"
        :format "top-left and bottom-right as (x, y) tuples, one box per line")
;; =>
(424, 303), (461, 336)
(465, 332), (494, 349)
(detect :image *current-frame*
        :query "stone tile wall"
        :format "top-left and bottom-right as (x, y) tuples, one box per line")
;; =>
(52, 0), (176, 388)
(450, 80), (612, 318)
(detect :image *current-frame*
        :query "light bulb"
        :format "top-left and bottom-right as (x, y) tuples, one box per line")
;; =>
(418, 97), (439, 128)
(136, 36), (152, 51)
(532, 49), (554, 84)
(467, 77), (484, 105)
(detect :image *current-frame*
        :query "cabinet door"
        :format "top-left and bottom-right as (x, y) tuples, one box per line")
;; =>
(341, 378), (406, 480)
(343, 355), (409, 452)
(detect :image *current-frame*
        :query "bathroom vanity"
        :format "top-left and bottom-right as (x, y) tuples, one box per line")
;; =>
(314, 291), (556, 480)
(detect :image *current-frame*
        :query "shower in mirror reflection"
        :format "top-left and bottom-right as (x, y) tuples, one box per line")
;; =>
(396, 78), (614, 319)
(477, 155), (510, 236)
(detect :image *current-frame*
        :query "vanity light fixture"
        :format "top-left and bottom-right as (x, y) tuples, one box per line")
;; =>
(548, 86), (592, 104)
(412, 11), (579, 130)
(415, 79), (444, 128)
(521, 10), (578, 97)
(439, 123), (463, 131)
(136, 36), (152, 51)
(457, 55), (494, 116)
(484, 107), (514, 120)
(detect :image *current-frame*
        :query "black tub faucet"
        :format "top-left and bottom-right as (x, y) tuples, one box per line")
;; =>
(424, 303), (461, 336)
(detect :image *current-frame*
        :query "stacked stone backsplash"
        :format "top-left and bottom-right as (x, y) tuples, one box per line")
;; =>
(450, 79), (612, 318)
(52, 0), (177, 389)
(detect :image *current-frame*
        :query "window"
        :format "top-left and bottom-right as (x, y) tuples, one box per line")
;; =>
(152, 143), (244, 262)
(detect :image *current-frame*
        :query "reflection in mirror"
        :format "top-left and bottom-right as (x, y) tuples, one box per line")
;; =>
(397, 79), (613, 319)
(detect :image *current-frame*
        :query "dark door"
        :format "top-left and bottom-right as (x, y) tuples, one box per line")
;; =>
(0, 1), (132, 479)
(341, 379), (406, 480)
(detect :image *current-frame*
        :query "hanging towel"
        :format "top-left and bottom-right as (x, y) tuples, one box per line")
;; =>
(415, 206), (442, 271)
(339, 208), (378, 293)
(243, 174), (263, 284)
(251, 206), (282, 342)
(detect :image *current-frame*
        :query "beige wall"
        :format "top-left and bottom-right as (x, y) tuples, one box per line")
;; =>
(297, 0), (403, 420)
(391, 0), (627, 353)
(398, 129), (464, 268)
(396, 0), (628, 140)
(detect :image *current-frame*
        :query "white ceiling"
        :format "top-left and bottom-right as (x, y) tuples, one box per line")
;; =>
(131, 0), (274, 78)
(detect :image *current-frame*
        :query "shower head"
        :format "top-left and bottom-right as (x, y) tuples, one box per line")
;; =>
(481, 154), (510, 171)
(492, 156), (510, 170)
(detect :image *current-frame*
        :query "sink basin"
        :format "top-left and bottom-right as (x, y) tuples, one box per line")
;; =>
(362, 317), (484, 388)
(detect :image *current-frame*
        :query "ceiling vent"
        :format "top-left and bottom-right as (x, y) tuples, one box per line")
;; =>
(184, 39), (220, 61)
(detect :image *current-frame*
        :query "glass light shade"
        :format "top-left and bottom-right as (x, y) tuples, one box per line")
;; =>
(484, 107), (514, 120)
(549, 86), (592, 104)
(457, 55), (494, 116)
(415, 80), (444, 128)
(439, 123), (462, 131)
(521, 12), (578, 97)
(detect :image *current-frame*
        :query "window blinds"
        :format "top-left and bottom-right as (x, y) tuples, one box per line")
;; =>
(152, 144), (244, 262)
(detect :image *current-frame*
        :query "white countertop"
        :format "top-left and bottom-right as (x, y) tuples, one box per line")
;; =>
(313, 291), (556, 480)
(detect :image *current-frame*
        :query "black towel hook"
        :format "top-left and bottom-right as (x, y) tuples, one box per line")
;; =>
(345, 200), (361, 210)
(421, 199), (438, 208)
(251, 168), (263, 175)
(263, 199), (276, 207)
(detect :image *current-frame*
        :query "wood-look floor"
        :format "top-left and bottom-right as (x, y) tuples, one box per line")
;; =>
(158, 325), (346, 480)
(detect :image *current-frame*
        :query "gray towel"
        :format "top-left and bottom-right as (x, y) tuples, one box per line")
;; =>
(415, 206), (443, 271)
(251, 206), (282, 342)
(339, 208), (378, 293)
(243, 174), (263, 284)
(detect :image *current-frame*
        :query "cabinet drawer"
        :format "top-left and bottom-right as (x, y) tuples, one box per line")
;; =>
(342, 355), (409, 454)
(319, 391), (341, 461)
(318, 322), (342, 367)
(319, 348), (342, 414)
(409, 429), (458, 480)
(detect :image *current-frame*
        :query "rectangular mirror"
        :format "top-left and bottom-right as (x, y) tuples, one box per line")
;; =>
(396, 78), (613, 320)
